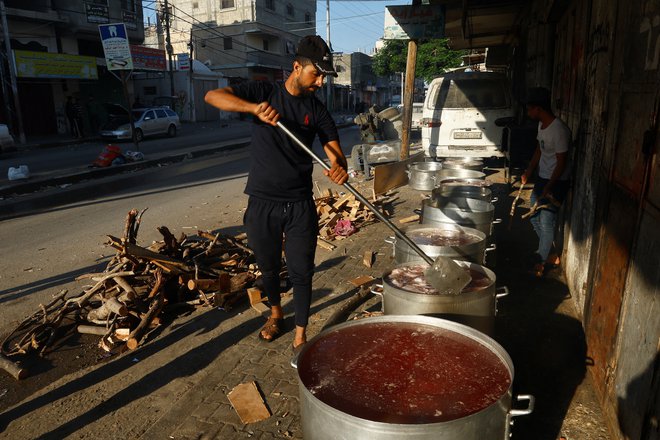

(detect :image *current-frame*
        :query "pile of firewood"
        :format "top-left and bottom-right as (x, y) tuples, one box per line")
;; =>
(0, 208), (260, 380)
(315, 189), (375, 250)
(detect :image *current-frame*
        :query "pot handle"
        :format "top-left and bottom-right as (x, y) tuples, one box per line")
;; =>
(491, 197), (499, 203)
(485, 243), (497, 253)
(413, 209), (422, 215)
(370, 284), (384, 312)
(505, 394), (535, 437)
(384, 236), (396, 245)
(495, 286), (509, 299)
(370, 284), (384, 296)
(492, 218), (503, 225)
(509, 394), (535, 417)
(291, 353), (300, 369)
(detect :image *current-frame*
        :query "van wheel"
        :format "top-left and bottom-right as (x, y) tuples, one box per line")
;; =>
(134, 128), (144, 142)
(167, 124), (177, 137)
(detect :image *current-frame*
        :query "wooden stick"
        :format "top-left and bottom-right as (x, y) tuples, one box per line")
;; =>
(77, 325), (108, 336)
(126, 294), (164, 350)
(0, 353), (27, 380)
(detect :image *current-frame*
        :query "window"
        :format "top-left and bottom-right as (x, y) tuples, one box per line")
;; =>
(120, 0), (135, 11)
(220, 0), (235, 9)
(286, 3), (293, 16)
(192, 2), (199, 8)
(305, 12), (312, 26)
(265, 0), (275, 11)
(263, 39), (269, 51)
(143, 111), (156, 121)
(155, 109), (168, 118)
(165, 109), (177, 117)
(223, 37), (232, 50)
(436, 79), (507, 109)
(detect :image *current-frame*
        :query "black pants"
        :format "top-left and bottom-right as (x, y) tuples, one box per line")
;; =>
(244, 196), (318, 327)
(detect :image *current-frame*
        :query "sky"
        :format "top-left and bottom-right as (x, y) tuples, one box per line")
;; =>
(313, 1), (412, 54)
(141, 0), (411, 54)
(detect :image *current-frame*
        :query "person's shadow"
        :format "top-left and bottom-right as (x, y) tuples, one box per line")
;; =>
(618, 354), (660, 439)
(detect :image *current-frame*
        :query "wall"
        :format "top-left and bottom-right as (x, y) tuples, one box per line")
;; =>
(521, 0), (660, 438)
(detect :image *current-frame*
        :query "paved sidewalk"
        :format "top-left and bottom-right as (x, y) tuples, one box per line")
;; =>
(0, 173), (610, 440)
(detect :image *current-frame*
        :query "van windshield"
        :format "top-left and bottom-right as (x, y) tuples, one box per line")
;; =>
(434, 79), (508, 109)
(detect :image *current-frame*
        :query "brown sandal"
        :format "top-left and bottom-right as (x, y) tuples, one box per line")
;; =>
(258, 316), (284, 342)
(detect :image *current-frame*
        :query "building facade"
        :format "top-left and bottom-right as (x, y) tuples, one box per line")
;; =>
(157, 0), (316, 81)
(1, 0), (144, 139)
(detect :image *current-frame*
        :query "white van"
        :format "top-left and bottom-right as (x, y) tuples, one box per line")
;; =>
(421, 71), (514, 158)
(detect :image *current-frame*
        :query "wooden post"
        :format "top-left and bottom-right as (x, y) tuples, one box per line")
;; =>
(400, 39), (418, 161)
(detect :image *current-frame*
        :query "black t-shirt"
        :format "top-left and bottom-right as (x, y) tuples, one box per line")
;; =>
(231, 81), (339, 201)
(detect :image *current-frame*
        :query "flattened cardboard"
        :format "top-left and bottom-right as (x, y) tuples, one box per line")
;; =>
(228, 381), (271, 424)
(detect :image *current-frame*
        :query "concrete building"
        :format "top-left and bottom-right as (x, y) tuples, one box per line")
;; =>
(1, 0), (144, 139)
(159, 0), (316, 81)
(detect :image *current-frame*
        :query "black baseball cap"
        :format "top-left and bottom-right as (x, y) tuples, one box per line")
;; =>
(296, 35), (338, 77)
(525, 87), (552, 111)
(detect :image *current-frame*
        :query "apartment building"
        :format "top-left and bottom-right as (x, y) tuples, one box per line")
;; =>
(1, 0), (144, 138)
(163, 0), (316, 80)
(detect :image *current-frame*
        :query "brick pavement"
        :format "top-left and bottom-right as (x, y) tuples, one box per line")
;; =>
(138, 173), (609, 440)
(140, 184), (414, 440)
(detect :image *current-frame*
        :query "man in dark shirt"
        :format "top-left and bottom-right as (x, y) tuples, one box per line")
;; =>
(204, 35), (348, 353)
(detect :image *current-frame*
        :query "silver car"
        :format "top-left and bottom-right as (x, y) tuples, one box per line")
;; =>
(0, 124), (15, 153)
(100, 105), (181, 142)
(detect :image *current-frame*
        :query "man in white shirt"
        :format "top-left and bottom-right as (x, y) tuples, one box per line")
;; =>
(521, 87), (571, 277)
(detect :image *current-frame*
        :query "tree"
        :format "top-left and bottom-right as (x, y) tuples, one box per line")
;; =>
(372, 38), (465, 83)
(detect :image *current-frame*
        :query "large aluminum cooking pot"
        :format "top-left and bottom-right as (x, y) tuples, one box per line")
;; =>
(408, 161), (443, 191)
(441, 158), (484, 171)
(386, 224), (494, 264)
(374, 260), (508, 335)
(432, 184), (494, 203)
(436, 168), (486, 182)
(437, 178), (493, 187)
(419, 198), (501, 236)
(291, 315), (534, 440)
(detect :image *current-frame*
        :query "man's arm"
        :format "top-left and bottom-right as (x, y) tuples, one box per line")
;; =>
(521, 141), (541, 185)
(322, 140), (348, 185)
(204, 87), (280, 125)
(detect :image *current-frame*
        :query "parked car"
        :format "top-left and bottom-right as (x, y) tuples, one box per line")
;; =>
(396, 102), (424, 131)
(100, 104), (181, 142)
(0, 124), (15, 153)
(420, 71), (515, 158)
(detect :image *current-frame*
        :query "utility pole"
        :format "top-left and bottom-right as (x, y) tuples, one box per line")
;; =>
(188, 28), (195, 122)
(0, 0), (25, 143)
(162, 0), (175, 98)
(400, 39), (417, 160)
(325, 0), (332, 111)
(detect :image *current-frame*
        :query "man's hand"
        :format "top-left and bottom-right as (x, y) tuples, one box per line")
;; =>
(253, 101), (280, 126)
(521, 170), (531, 185)
(324, 161), (348, 185)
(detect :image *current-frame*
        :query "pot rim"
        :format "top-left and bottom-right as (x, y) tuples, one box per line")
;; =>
(381, 260), (496, 298)
(293, 315), (514, 428)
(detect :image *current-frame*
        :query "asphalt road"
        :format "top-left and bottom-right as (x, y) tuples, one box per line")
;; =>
(0, 120), (255, 182)
(0, 126), (362, 337)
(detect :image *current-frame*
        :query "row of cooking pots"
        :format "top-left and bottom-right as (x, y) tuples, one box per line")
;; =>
(408, 160), (488, 191)
(292, 163), (534, 439)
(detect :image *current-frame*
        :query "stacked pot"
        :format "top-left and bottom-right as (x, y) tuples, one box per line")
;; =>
(384, 158), (507, 334)
(291, 158), (533, 439)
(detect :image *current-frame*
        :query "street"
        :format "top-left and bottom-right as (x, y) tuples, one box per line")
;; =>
(0, 124), (362, 339)
(0, 120), (255, 182)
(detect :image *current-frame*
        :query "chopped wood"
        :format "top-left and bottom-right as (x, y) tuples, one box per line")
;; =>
(228, 382), (271, 424)
(1, 208), (266, 367)
(77, 325), (108, 336)
(363, 251), (374, 268)
(399, 214), (420, 224)
(349, 275), (375, 287)
(316, 238), (336, 251)
(0, 353), (27, 380)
